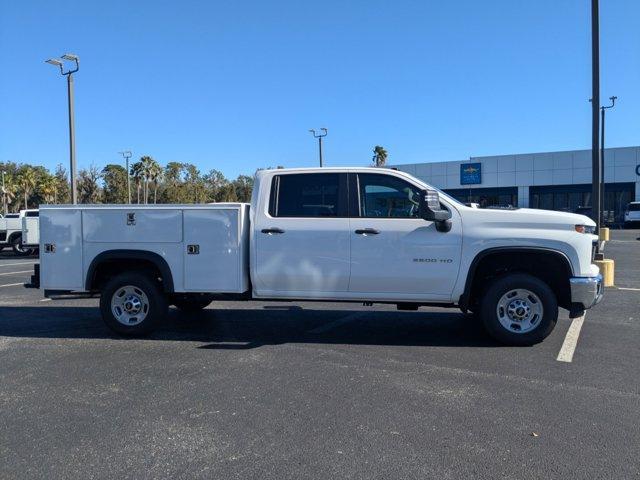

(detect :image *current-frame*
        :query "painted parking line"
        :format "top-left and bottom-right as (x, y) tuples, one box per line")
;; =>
(557, 315), (586, 363)
(0, 270), (32, 277)
(308, 312), (366, 334)
(617, 287), (640, 292)
(0, 261), (37, 267)
(0, 283), (23, 288)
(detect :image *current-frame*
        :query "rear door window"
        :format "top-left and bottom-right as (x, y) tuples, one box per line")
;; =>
(269, 173), (347, 217)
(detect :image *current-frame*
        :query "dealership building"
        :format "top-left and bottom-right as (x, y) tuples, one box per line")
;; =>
(394, 146), (640, 223)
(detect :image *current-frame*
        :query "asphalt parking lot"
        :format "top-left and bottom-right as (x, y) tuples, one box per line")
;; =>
(1, 231), (639, 479)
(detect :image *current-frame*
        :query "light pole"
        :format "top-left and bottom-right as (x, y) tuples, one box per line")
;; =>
(1, 171), (7, 215)
(590, 0), (601, 235)
(46, 53), (79, 204)
(600, 96), (617, 225)
(119, 151), (132, 204)
(309, 128), (328, 167)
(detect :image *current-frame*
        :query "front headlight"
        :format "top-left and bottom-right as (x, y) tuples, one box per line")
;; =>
(575, 224), (596, 234)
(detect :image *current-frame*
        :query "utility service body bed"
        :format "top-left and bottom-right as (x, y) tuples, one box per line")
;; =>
(38, 203), (250, 294)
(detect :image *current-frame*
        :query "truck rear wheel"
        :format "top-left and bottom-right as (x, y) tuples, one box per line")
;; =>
(11, 235), (32, 256)
(100, 272), (168, 336)
(480, 273), (558, 346)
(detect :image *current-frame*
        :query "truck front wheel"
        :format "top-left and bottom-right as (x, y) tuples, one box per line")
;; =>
(480, 273), (558, 346)
(100, 273), (168, 336)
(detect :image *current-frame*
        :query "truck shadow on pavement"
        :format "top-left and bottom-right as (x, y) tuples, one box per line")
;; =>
(0, 305), (500, 348)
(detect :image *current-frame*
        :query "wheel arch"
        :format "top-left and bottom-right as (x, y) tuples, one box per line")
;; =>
(86, 250), (175, 293)
(460, 247), (573, 311)
(8, 231), (22, 243)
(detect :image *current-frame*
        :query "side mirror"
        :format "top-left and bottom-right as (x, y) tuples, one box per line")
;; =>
(419, 189), (452, 232)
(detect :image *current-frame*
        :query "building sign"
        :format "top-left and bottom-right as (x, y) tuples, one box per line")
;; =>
(460, 163), (482, 185)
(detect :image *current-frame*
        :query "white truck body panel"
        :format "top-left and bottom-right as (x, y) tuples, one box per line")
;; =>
(40, 208), (84, 290)
(21, 216), (40, 247)
(39, 204), (250, 293)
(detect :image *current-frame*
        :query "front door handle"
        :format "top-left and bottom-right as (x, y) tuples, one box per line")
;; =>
(354, 228), (380, 235)
(261, 227), (285, 235)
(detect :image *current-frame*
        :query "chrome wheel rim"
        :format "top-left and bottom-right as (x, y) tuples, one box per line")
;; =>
(111, 285), (149, 326)
(496, 289), (543, 334)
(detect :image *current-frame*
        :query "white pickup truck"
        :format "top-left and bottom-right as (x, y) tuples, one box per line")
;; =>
(0, 209), (38, 255)
(26, 167), (603, 345)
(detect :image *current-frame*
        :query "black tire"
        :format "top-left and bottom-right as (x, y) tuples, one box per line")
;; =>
(99, 272), (168, 336)
(480, 273), (558, 346)
(171, 294), (214, 312)
(11, 235), (31, 256)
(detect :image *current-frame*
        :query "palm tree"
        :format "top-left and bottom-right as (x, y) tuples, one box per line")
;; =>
(17, 167), (37, 209)
(130, 161), (144, 204)
(1, 174), (16, 214)
(148, 160), (163, 204)
(38, 174), (58, 203)
(372, 145), (388, 167)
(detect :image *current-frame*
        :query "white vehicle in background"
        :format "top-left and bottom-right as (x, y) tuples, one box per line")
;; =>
(624, 202), (640, 227)
(26, 167), (603, 346)
(21, 209), (40, 249)
(0, 209), (38, 255)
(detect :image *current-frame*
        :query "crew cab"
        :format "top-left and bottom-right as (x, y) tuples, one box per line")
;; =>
(26, 168), (603, 345)
(0, 209), (38, 255)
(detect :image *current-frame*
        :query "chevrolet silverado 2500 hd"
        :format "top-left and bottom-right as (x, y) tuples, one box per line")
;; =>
(26, 167), (603, 345)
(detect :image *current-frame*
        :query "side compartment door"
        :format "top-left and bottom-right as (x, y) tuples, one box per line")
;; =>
(253, 172), (350, 296)
(348, 173), (462, 299)
(40, 209), (84, 290)
(183, 209), (242, 292)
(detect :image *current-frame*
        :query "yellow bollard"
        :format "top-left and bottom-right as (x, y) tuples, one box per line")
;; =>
(595, 259), (615, 287)
(599, 227), (610, 242)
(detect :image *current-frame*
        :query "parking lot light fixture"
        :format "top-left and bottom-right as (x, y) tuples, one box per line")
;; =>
(309, 128), (328, 167)
(119, 151), (133, 204)
(45, 53), (80, 204)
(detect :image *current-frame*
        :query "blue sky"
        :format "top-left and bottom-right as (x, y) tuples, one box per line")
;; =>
(0, 0), (638, 178)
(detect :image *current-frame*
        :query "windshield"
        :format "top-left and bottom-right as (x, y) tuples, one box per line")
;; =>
(629, 203), (640, 212)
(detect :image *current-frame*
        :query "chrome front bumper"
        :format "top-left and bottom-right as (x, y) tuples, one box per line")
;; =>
(570, 274), (604, 309)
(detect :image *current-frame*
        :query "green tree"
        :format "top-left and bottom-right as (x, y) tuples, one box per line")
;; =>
(372, 145), (388, 167)
(54, 164), (71, 204)
(78, 166), (102, 204)
(233, 175), (254, 202)
(38, 173), (59, 203)
(184, 164), (201, 203)
(130, 161), (144, 204)
(204, 169), (228, 202)
(102, 164), (128, 204)
(147, 158), (163, 204)
(1, 173), (16, 214)
(161, 162), (186, 203)
(16, 166), (37, 209)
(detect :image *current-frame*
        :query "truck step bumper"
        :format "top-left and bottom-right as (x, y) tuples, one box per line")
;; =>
(569, 273), (603, 310)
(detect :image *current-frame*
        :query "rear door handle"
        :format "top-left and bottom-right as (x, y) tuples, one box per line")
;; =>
(261, 227), (285, 235)
(354, 228), (380, 235)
